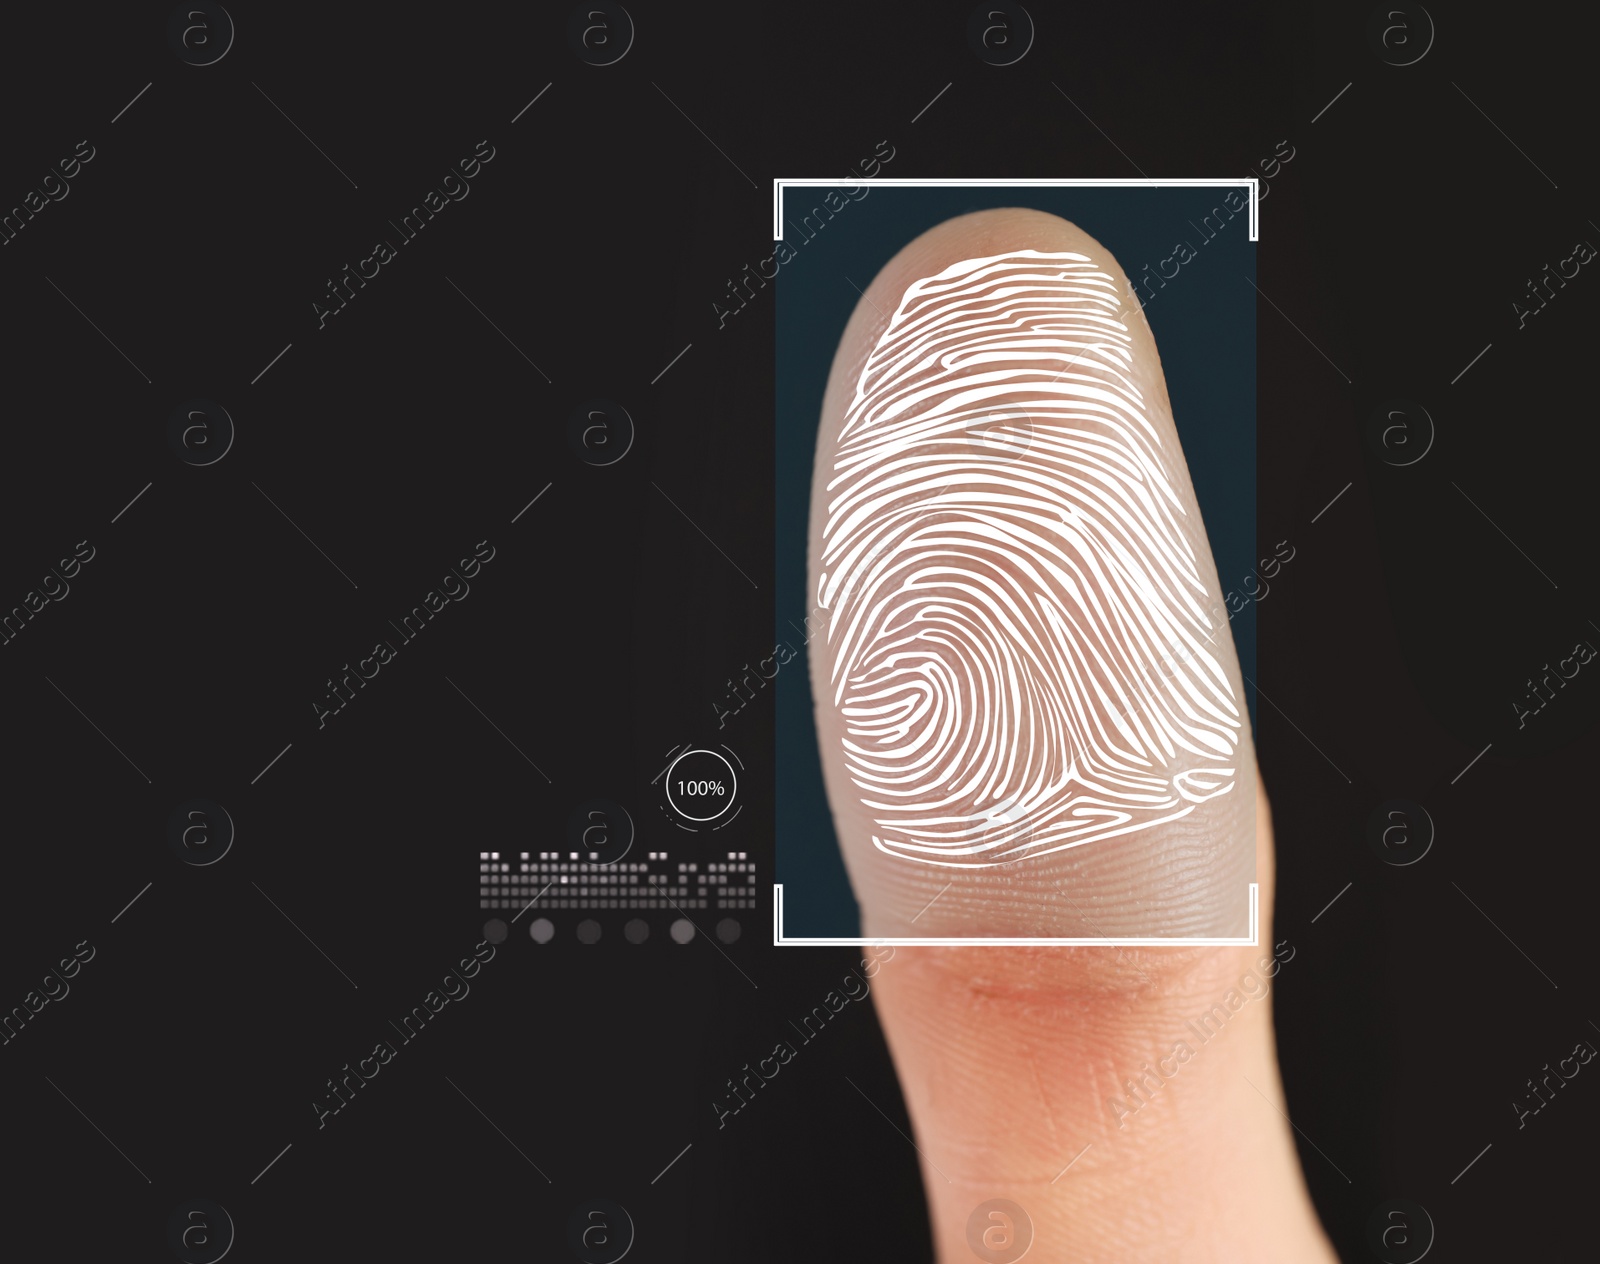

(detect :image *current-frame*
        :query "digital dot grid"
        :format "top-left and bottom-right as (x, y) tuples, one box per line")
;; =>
(480, 851), (753, 946)
(477, 849), (757, 912)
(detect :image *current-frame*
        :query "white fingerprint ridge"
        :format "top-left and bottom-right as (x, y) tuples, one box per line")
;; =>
(817, 250), (1241, 865)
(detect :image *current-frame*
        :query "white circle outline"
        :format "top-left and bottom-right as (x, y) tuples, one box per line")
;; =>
(663, 749), (737, 822)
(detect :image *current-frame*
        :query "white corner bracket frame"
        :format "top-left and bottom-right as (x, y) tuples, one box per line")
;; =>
(771, 176), (1260, 947)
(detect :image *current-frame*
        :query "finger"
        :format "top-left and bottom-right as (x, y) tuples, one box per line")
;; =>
(808, 207), (1253, 939)
(865, 790), (1338, 1263)
(806, 209), (1335, 1261)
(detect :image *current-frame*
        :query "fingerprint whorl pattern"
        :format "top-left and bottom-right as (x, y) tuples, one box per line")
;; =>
(817, 250), (1241, 866)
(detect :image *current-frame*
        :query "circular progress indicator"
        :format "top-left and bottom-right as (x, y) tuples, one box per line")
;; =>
(664, 749), (737, 821)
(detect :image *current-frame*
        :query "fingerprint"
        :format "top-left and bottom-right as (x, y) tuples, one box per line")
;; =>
(816, 250), (1241, 866)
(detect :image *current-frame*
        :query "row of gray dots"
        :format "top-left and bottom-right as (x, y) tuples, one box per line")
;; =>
(483, 917), (742, 945)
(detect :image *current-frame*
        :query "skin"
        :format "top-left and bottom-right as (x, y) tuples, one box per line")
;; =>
(807, 209), (1336, 1262)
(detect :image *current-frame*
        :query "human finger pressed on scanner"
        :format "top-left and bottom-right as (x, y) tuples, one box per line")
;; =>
(808, 210), (1335, 1262)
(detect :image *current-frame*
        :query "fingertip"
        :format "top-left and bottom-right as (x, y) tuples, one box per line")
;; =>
(807, 207), (1256, 941)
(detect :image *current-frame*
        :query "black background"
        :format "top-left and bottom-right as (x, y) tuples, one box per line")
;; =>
(0, 3), (1594, 1261)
